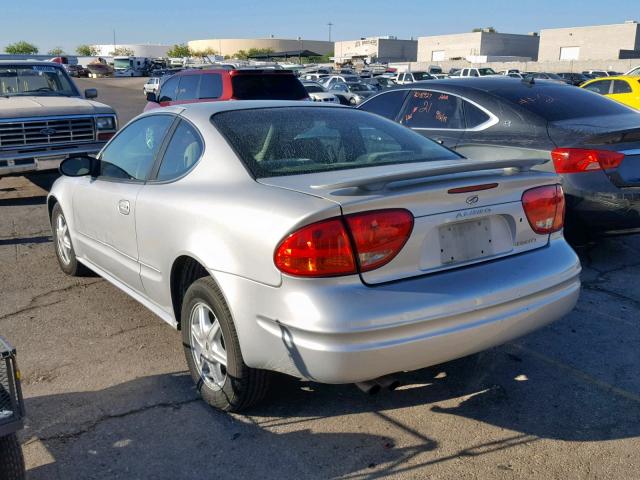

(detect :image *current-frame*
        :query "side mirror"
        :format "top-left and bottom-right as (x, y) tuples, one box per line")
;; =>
(84, 88), (98, 99)
(60, 155), (97, 177)
(146, 91), (158, 103)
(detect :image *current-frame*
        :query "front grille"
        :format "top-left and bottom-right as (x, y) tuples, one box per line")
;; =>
(0, 337), (24, 430)
(0, 117), (95, 149)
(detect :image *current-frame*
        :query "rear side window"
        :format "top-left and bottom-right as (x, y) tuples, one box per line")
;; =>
(199, 73), (223, 99)
(464, 101), (491, 128)
(211, 107), (460, 178)
(399, 90), (465, 129)
(583, 80), (611, 95)
(231, 75), (308, 100)
(359, 90), (408, 120)
(176, 75), (200, 101)
(613, 80), (632, 94)
(494, 84), (632, 120)
(159, 76), (179, 102)
(156, 120), (203, 181)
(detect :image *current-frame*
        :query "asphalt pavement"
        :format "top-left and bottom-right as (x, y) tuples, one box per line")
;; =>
(1, 78), (639, 479)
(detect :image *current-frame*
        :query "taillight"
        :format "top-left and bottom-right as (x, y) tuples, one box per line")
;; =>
(274, 209), (414, 277)
(522, 185), (565, 234)
(345, 209), (414, 272)
(551, 148), (624, 173)
(274, 218), (356, 277)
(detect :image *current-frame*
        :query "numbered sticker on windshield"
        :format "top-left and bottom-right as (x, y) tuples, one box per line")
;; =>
(31, 66), (59, 73)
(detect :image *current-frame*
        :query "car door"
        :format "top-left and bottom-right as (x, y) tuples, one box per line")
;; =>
(583, 79), (612, 96)
(358, 90), (410, 120)
(135, 119), (205, 311)
(157, 75), (180, 107)
(608, 79), (636, 108)
(398, 89), (466, 147)
(72, 114), (176, 291)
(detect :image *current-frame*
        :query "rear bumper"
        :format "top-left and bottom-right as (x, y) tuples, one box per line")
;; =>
(215, 238), (581, 384)
(0, 142), (105, 176)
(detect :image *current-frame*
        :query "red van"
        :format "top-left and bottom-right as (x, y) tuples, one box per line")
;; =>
(144, 69), (309, 111)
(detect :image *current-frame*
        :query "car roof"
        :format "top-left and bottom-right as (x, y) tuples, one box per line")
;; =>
(583, 75), (640, 82)
(150, 100), (345, 122)
(0, 60), (65, 67)
(387, 76), (573, 95)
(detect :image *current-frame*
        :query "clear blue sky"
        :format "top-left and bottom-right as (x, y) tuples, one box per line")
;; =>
(1, 0), (638, 54)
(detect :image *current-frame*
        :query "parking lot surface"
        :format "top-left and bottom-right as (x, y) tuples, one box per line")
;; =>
(1, 78), (639, 479)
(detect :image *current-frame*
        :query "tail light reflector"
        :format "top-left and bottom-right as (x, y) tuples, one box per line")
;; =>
(522, 185), (565, 234)
(274, 209), (414, 277)
(551, 148), (624, 173)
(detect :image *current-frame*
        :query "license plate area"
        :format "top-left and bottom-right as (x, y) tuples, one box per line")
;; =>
(439, 217), (494, 265)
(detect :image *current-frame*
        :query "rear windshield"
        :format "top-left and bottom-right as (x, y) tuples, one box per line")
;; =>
(412, 72), (433, 80)
(212, 107), (460, 178)
(231, 74), (308, 100)
(493, 85), (634, 121)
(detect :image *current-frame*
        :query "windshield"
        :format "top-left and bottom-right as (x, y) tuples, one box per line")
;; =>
(231, 75), (308, 100)
(114, 58), (132, 69)
(304, 84), (324, 93)
(545, 73), (562, 80)
(412, 72), (432, 80)
(478, 68), (497, 76)
(342, 75), (360, 82)
(347, 83), (370, 92)
(0, 65), (78, 97)
(494, 85), (634, 121)
(211, 107), (460, 178)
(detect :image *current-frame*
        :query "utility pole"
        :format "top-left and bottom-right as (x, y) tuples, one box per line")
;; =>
(327, 22), (333, 42)
(113, 29), (116, 53)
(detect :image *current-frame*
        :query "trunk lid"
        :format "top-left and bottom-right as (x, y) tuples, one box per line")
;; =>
(548, 113), (640, 187)
(259, 160), (561, 284)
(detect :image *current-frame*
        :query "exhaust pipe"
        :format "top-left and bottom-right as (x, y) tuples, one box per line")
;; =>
(355, 375), (400, 395)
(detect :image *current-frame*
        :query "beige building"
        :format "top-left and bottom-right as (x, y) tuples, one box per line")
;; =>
(187, 38), (333, 58)
(538, 21), (640, 61)
(334, 36), (417, 63)
(417, 31), (539, 62)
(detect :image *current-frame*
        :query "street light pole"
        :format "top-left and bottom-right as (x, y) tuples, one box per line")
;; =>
(327, 22), (333, 42)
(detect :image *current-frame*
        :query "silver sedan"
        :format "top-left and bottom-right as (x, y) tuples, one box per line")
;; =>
(48, 101), (581, 411)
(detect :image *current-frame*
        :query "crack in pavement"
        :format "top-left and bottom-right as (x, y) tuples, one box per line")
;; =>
(24, 397), (201, 445)
(0, 280), (102, 321)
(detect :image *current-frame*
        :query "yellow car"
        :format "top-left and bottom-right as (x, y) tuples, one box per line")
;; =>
(581, 75), (640, 110)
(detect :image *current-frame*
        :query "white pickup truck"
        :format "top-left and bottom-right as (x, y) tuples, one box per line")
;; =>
(450, 67), (499, 78)
(0, 61), (117, 176)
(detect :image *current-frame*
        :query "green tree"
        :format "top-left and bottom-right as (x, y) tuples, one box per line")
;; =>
(76, 44), (99, 56)
(472, 27), (497, 33)
(233, 48), (275, 60)
(109, 47), (135, 56)
(47, 47), (65, 56)
(167, 43), (191, 58)
(4, 41), (39, 55)
(191, 47), (217, 59)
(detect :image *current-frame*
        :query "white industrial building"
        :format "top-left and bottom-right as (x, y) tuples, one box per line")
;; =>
(334, 36), (417, 64)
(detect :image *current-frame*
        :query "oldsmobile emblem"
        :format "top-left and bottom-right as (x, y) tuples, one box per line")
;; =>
(40, 127), (57, 136)
(466, 195), (479, 205)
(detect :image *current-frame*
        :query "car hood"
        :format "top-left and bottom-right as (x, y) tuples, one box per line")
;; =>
(308, 92), (336, 100)
(0, 96), (114, 119)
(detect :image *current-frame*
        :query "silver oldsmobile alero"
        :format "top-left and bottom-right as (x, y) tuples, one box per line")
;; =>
(48, 101), (581, 411)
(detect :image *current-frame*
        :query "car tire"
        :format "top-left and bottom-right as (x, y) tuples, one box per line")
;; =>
(181, 277), (271, 412)
(0, 433), (26, 480)
(51, 203), (89, 276)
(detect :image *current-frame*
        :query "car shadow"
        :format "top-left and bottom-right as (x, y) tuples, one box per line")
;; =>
(22, 342), (640, 479)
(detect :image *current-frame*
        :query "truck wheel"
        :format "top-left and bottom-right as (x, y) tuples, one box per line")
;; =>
(181, 277), (271, 412)
(51, 203), (89, 276)
(0, 434), (26, 480)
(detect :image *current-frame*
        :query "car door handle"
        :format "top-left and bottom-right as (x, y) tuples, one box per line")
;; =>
(118, 199), (131, 215)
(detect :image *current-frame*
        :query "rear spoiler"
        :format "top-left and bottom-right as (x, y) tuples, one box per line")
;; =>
(311, 158), (547, 192)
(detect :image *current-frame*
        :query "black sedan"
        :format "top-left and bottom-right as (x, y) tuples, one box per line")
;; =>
(558, 72), (592, 86)
(358, 77), (640, 238)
